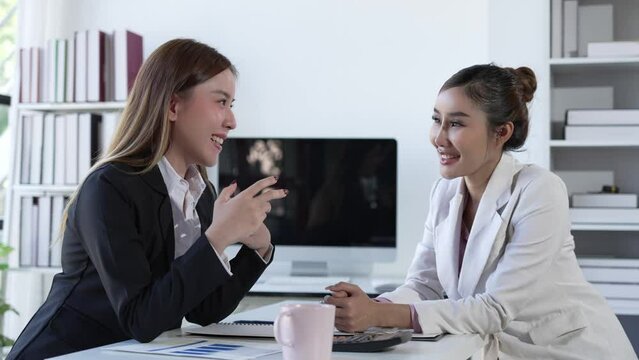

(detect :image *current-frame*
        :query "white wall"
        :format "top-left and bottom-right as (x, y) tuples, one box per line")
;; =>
(488, 0), (549, 168)
(7, 0), (520, 338)
(23, 0), (491, 277)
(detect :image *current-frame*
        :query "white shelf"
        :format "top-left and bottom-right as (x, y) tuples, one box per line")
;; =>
(549, 57), (639, 75)
(12, 184), (77, 195)
(550, 57), (639, 66)
(17, 101), (126, 112)
(550, 140), (639, 148)
(608, 299), (639, 316)
(572, 223), (639, 232)
(8, 266), (62, 274)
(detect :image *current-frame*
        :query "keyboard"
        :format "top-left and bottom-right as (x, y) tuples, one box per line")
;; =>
(262, 276), (350, 287)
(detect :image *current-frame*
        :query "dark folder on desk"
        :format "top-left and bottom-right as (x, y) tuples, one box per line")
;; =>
(185, 322), (274, 338)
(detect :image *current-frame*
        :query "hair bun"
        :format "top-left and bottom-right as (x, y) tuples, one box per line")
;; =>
(511, 66), (537, 103)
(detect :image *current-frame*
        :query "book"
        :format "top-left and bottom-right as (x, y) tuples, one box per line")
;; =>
(29, 113), (44, 184)
(578, 257), (639, 268)
(186, 322), (274, 338)
(571, 193), (637, 208)
(567, 109), (639, 126)
(19, 48), (31, 103)
(36, 196), (52, 267)
(570, 208), (639, 224)
(77, 113), (101, 179)
(114, 30), (143, 101)
(577, 4), (613, 57)
(20, 197), (34, 266)
(104, 32), (114, 101)
(49, 196), (66, 267)
(75, 30), (87, 102)
(100, 112), (120, 154)
(66, 35), (75, 102)
(46, 38), (56, 103)
(65, 113), (79, 184)
(581, 267), (639, 284)
(550, 0), (562, 58)
(55, 39), (67, 103)
(562, 0), (578, 57)
(20, 115), (32, 184)
(590, 283), (639, 300)
(565, 125), (639, 141)
(41, 113), (55, 185)
(551, 86), (613, 122)
(588, 41), (639, 58)
(30, 47), (43, 103)
(185, 322), (441, 341)
(53, 114), (66, 185)
(87, 30), (105, 102)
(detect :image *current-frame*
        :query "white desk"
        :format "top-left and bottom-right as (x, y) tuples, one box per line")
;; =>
(249, 275), (405, 296)
(52, 301), (485, 360)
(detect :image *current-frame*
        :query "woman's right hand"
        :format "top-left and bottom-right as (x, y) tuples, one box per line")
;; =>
(205, 176), (287, 253)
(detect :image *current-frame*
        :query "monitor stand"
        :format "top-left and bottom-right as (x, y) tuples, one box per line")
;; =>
(291, 261), (328, 277)
(290, 261), (373, 277)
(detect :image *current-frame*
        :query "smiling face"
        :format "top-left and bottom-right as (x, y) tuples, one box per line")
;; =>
(168, 68), (237, 173)
(429, 86), (506, 184)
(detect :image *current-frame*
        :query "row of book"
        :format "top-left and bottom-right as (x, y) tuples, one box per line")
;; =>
(550, 85), (639, 141)
(578, 258), (639, 301)
(20, 112), (121, 185)
(551, 1), (639, 58)
(20, 195), (68, 267)
(564, 109), (639, 142)
(19, 29), (143, 104)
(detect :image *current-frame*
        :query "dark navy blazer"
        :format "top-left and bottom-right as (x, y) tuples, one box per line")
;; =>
(8, 163), (271, 359)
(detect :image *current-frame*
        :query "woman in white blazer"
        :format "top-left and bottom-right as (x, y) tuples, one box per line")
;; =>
(325, 64), (636, 359)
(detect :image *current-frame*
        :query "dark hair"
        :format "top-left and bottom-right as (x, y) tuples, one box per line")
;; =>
(440, 64), (537, 151)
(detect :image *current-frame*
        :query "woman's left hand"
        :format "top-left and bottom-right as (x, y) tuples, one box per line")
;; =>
(324, 282), (378, 332)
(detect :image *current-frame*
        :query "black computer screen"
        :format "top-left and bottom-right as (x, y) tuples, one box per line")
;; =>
(218, 138), (397, 248)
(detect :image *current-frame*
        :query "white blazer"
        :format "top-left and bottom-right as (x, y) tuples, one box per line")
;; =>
(381, 153), (636, 360)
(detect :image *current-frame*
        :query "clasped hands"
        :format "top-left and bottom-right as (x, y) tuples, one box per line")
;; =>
(205, 176), (287, 256)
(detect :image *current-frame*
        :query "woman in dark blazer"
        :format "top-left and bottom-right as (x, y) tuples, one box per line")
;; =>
(7, 39), (287, 360)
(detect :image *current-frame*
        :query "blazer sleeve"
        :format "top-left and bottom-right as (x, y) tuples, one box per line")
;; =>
(412, 172), (569, 336)
(380, 178), (445, 302)
(185, 245), (273, 325)
(71, 172), (241, 342)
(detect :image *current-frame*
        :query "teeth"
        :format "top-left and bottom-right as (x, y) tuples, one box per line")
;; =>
(210, 135), (224, 145)
(441, 154), (459, 159)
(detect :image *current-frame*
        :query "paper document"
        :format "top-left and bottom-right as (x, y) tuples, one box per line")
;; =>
(108, 338), (280, 359)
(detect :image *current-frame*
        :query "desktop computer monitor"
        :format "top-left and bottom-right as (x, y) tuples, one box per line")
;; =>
(217, 138), (397, 276)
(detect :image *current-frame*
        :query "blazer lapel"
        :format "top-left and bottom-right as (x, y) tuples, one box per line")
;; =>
(139, 165), (175, 264)
(196, 184), (216, 235)
(435, 179), (465, 300)
(458, 154), (518, 297)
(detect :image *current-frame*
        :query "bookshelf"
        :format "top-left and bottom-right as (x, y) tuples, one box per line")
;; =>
(17, 101), (125, 112)
(2, 102), (125, 270)
(3, 25), (141, 272)
(548, 0), (639, 315)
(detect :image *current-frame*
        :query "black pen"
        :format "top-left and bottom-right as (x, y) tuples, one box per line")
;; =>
(233, 320), (274, 325)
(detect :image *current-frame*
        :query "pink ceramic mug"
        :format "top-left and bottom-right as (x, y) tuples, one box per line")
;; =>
(274, 303), (336, 360)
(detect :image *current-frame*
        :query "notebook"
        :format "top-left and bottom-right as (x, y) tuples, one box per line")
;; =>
(185, 322), (444, 341)
(185, 322), (274, 338)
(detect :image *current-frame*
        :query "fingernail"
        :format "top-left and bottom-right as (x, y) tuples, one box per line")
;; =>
(273, 176), (279, 181)
(283, 189), (289, 195)
(231, 179), (237, 185)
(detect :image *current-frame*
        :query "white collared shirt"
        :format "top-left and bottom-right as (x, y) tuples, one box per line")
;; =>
(157, 156), (271, 275)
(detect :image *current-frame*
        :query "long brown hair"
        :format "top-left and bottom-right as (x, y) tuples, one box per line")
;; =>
(58, 39), (237, 238)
